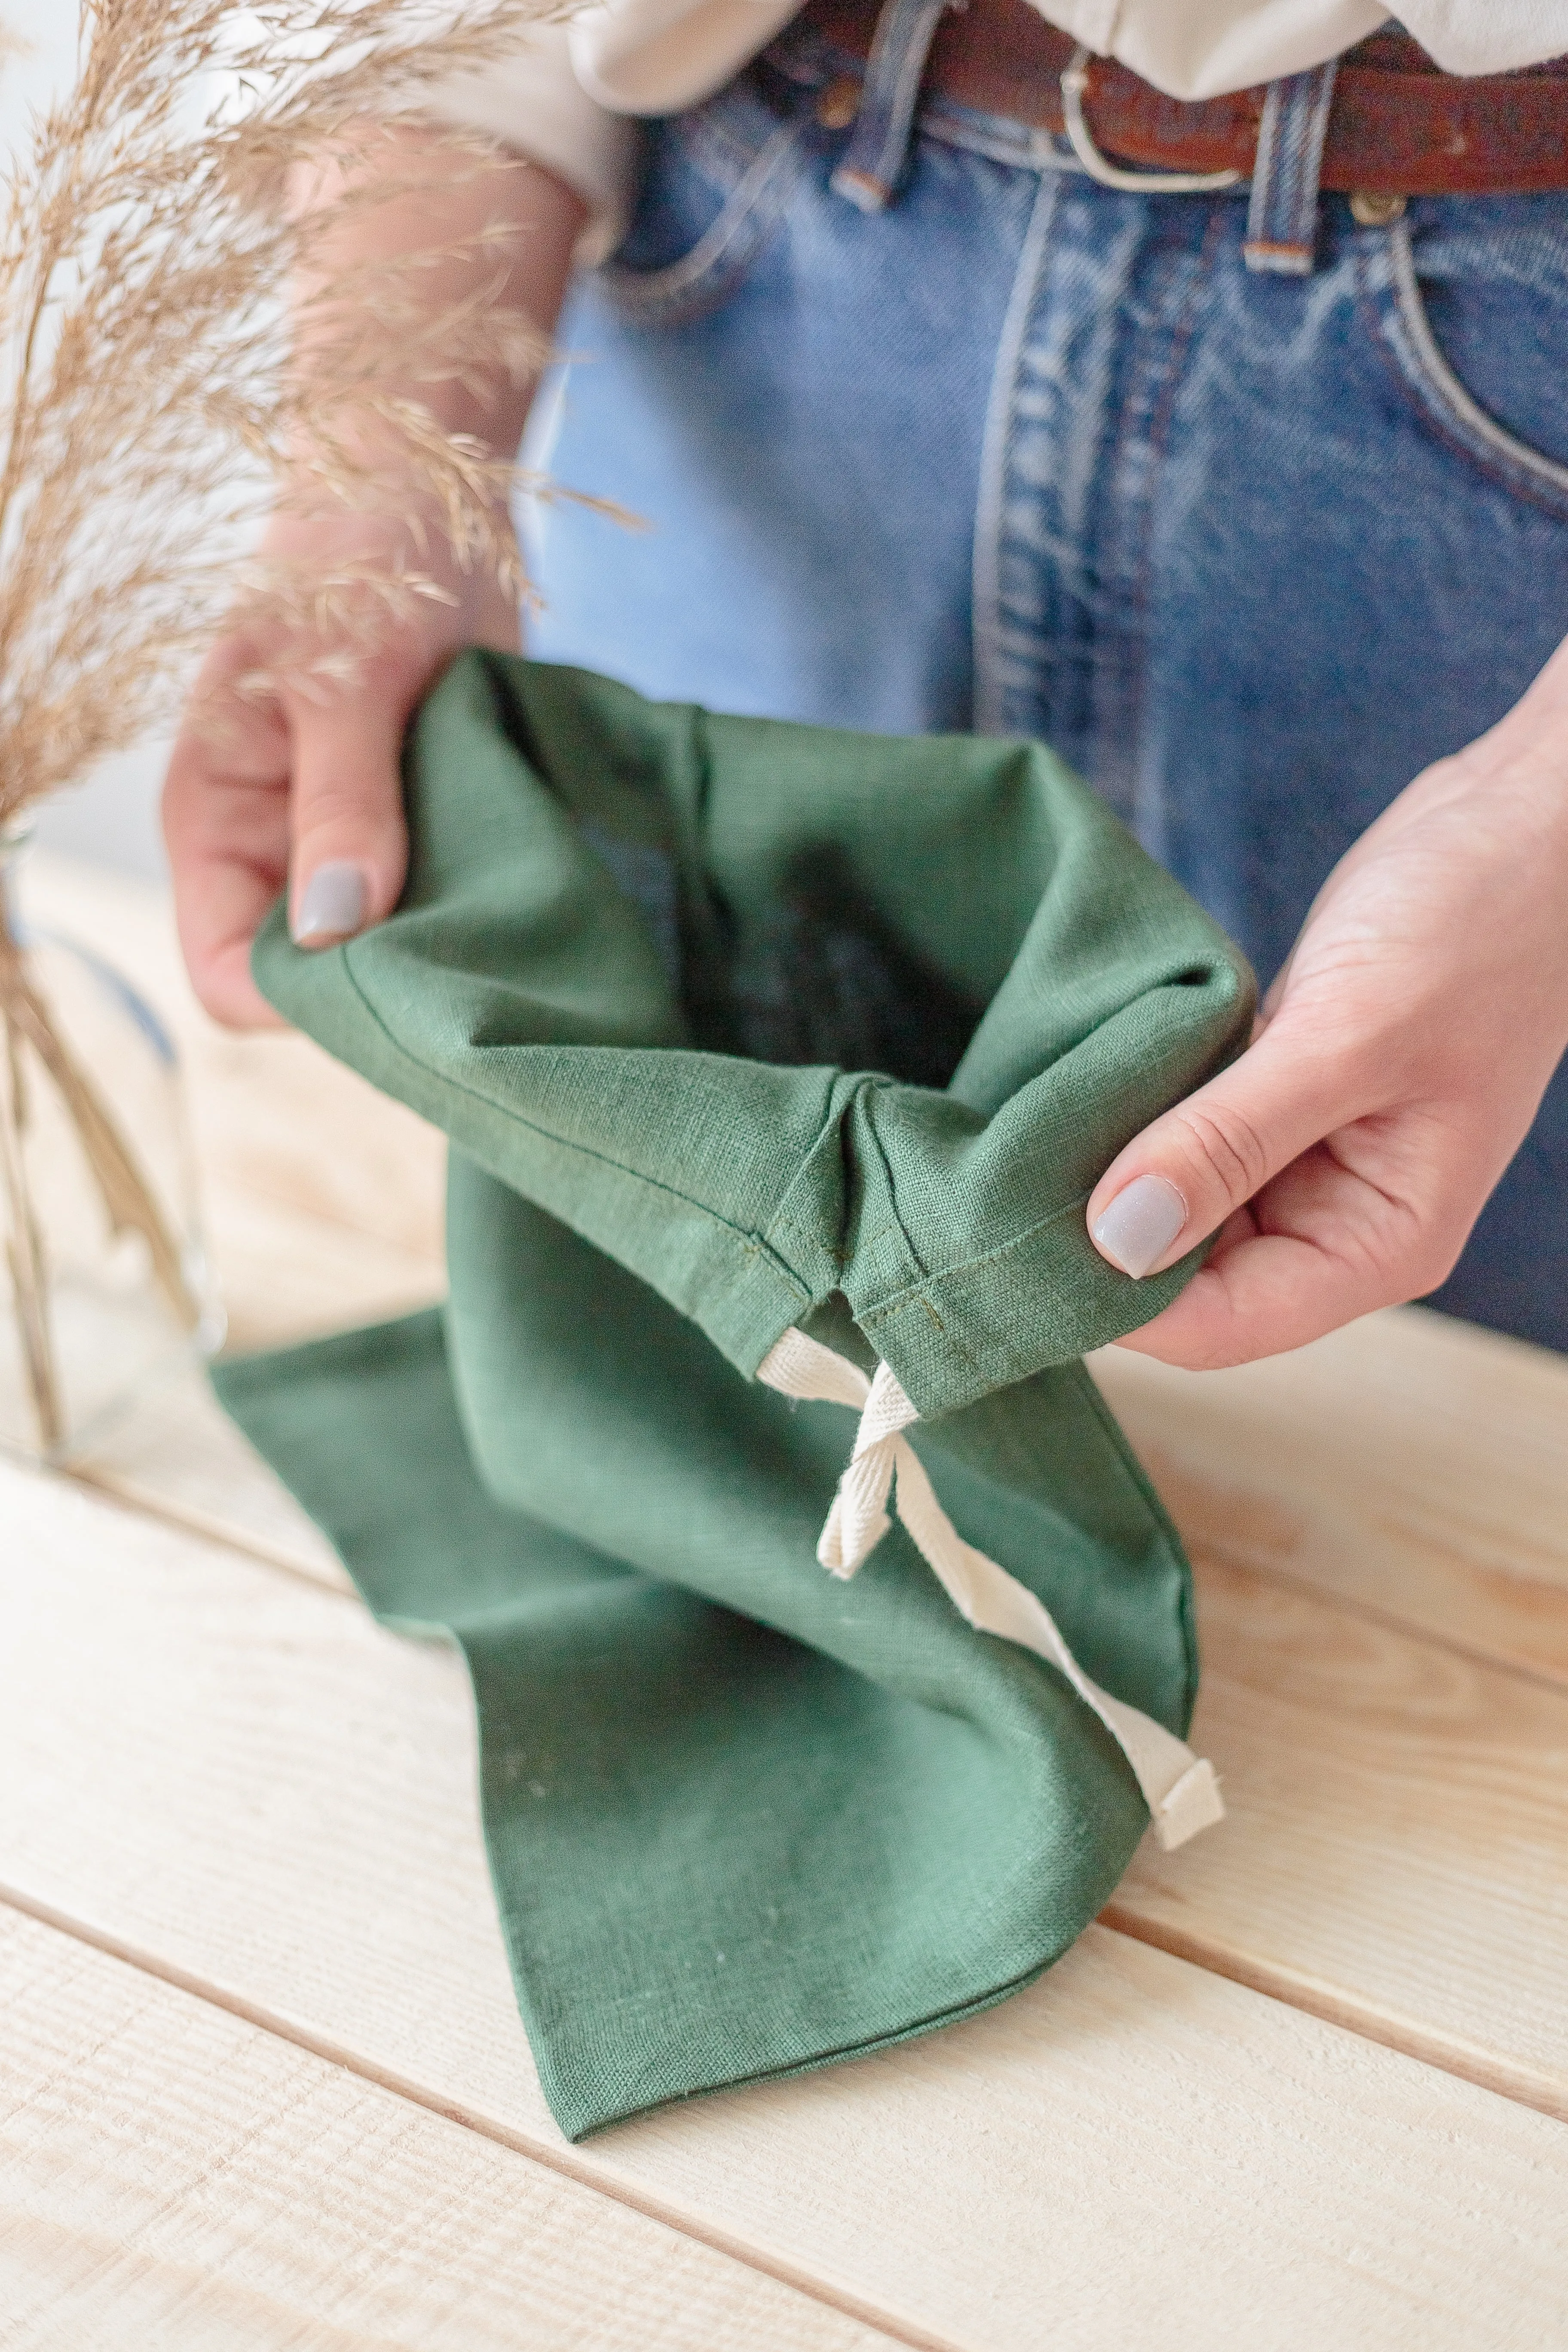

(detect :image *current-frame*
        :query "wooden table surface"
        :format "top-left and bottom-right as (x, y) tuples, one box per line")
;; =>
(4, 854), (1568, 2352)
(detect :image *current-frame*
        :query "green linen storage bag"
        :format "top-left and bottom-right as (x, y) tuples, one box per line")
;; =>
(213, 649), (1256, 2140)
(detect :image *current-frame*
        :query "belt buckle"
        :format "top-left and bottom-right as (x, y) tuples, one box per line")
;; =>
(1060, 46), (1242, 193)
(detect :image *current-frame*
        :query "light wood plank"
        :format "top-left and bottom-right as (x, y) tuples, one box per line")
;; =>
(71, 1368), (350, 1591)
(0, 1904), (892, 2352)
(66, 1384), (1568, 2119)
(1093, 1310), (1568, 1685)
(23, 855), (1568, 2103)
(206, 1179), (444, 1359)
(31, 853), (1568, 1690)
(1111, 1548), (1568, 2111)
(3, 1461), (1567, 2352)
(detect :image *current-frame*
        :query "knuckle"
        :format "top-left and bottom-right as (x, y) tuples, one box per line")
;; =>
(1171, 1098), (1273, 1207)
(293, 781), (399, 836)
(1406, 1222), (1467, 1298)
(1329, 1185), (1468, 1307)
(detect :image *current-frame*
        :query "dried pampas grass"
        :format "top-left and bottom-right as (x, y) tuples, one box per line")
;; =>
(0, 0), (580, 812)
(0, 0), (577, 1447)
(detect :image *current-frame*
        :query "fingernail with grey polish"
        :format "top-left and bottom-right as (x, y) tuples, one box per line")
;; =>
(1092, 1174), (1188, 1280)
(293, 861), (368, 947)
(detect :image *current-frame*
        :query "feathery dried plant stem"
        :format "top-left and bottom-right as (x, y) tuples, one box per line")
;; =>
(0, 0), (589, 1442)
(0, 992), (61, 1451)
(0, 890), (199, 1330)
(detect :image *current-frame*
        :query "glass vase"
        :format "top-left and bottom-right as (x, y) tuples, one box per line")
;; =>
(0, 823), (224, 1463)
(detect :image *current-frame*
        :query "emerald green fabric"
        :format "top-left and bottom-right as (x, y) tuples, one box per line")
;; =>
(212, 652), (1255, 2139)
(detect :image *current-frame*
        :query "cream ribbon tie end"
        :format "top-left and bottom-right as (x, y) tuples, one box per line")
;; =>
(1155, 1758), (1225, 1851)
(756, 1326), (1224, 1852)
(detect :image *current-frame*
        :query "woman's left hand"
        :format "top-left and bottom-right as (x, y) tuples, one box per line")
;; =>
(1085, 636), (1568, 1368)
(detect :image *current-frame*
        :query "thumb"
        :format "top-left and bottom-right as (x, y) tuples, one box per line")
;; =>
(287, 689), (411, 950)
(1085, 1025), (1350, 1279)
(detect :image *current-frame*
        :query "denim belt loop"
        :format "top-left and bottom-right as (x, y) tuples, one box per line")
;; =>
(1243, 60), (1340, 274)
(831, 0), (951, 212)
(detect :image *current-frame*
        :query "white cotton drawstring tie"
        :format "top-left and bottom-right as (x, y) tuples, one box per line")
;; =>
(756, 1326), (1223, 1853)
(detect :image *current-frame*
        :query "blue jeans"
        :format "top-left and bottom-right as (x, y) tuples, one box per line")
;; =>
(525, 28), (1568, 1352)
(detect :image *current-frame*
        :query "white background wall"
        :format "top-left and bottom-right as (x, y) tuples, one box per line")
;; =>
(4, 3), (172, 878)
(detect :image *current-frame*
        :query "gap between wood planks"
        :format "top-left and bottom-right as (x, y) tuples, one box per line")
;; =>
(65, 1457), (358, 1601)
(1185, 1538), (1568, 1703)
(1099, 1903), (1568, 2125)
(70, 1442), (1568, 1703)
(0, 1876), (962, 2352)
(52, 1451), (1568, 2132)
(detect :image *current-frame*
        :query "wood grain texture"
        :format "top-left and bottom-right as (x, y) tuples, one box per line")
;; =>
(4, 1460), (1568, 2352)
(0, 1905), (894, 2352)
(1112, 1550), (1568, 2113)
(16, 853), (1568, 2344)
(58, 1330), (1568, 2123)
(32, 854), (1568, 1690)
(1093, 1310), (1568, 1685)
(72, 1368), (351, 1592)
(20, 860), (1568, 2100)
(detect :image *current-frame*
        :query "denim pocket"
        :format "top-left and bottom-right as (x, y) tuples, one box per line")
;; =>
(599, 88), (812, 330)
(1360, 205), (1568, 520)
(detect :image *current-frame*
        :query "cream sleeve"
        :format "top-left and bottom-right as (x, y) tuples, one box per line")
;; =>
(420, 21), (640, 267)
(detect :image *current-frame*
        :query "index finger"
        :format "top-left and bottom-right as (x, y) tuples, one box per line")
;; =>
(163, 640), (292, 1029)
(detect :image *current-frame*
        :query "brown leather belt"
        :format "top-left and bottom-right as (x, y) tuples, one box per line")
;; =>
(797, 3), (1568, 197)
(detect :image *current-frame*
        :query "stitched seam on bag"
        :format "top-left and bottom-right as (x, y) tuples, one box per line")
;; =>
(1070, 1360), (1202, 1724)
(860, 1081), (932, 1288)
(858, 1187), (1091, 1326)
(863, 1290), (983, 1381)
(337, 955), (815, 1304)
(753, 1072), (860, 1270)
(756, 1074), (912, 1278)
